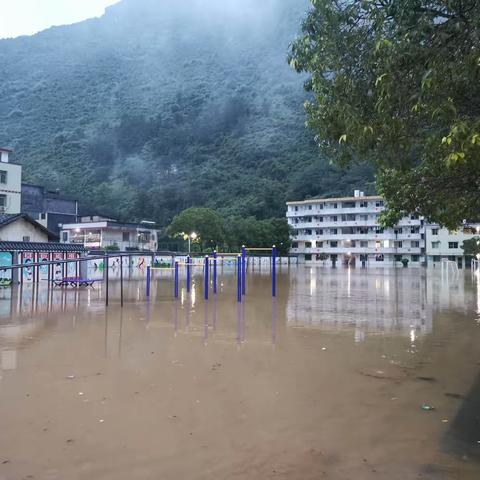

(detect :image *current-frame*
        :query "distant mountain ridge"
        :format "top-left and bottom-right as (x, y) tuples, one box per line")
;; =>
(0, 0), (372, 224)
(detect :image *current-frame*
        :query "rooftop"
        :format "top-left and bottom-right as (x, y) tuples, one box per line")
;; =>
(0, 147), (13, 153)
(286, 195), (382, 206)
(0, 241), (85, 252)
(0, 214), (59, 240)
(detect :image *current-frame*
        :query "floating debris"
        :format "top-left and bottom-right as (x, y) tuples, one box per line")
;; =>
(66, 375), (76, 380)
(421, 404), (435, 411)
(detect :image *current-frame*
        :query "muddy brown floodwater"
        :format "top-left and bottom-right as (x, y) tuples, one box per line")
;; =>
(1, 266), (480, 479)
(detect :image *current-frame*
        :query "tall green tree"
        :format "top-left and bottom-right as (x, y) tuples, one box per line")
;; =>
(289, 0), (480, 229)
(462, 237), (480, 257)
(167, 207), (225, 250)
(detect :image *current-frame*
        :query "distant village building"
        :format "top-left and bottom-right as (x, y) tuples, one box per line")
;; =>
(0, 214), (57, 243)
(60, 215), (158, 251)
(0, 148), (22, 215)
(425, 224), (480, 268)
(21, 183), (78, 235)
(287, 190), (479, 268)
(287, 191), (425, 267)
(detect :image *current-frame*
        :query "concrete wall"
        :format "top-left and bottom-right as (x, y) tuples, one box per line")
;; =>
(0, 218), (49, 242)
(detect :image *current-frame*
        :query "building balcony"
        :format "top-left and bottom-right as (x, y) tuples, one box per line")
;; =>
(292, 246), (423, 255)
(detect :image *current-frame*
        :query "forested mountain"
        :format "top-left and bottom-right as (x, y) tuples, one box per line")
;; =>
(0, 0), (373, 225)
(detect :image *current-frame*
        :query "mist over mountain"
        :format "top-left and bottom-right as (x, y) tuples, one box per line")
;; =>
(0, 0), (373, 224)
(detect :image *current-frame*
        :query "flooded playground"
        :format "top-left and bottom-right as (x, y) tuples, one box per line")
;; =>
(1, 266), (480, 479)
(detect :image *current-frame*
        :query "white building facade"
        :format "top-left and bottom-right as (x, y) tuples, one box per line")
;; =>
(287, 191), (425, 267)
(60, 216), (158, 251)
(425, 224), (480, 269)
(0, 148), (21, 215)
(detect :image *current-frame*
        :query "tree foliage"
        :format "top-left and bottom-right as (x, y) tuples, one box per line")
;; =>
(0, 0), (373, 228)
(462, 237), (480, 257)
(167, 208), (291, 254)
(167, 208), (225, 250)
(289, 0), (480, 229)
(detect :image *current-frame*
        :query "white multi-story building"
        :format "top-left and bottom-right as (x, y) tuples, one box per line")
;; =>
(0, 148), (21, 215)
(425, 224), (480, 269)
(287, 190), (425, 267)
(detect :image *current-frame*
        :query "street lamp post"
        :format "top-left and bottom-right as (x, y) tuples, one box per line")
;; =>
(188, 232), (197, 254)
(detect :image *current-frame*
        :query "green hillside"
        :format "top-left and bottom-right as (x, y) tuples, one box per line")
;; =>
(0, 0), (373, 225)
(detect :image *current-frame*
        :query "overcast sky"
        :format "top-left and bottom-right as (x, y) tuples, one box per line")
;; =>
(0, 0), (120, 39)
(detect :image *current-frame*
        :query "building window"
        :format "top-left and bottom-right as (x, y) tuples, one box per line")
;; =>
(432, 228), (439, 235)
(330, 241), (338, 247)
(319, 204), (324, 210)
(292, 242), (298, 248)
(294, 206), (298, 212)
(333, 203), (338, 209)
(305, 254), (312, 261)
(394, 241), (403, 248)
(62, 232), (68, 242)
(359, 201), (367, 208)
(0, 194), (6, 209)
(317, 241), (323, 248)
(0, 170), (7, 184)
(431, 241), (440, 249)
(411, 227), (419, 234)
(375, 201), (384, 207)
(316, 229), (323, 235)
(394, 255), (402, 262)
(412, 255), (420, 262)
(375, 228), (384, 234)
(360, 241), (368, 248)
(138, 232), (151, 243)
(23, 236), (30, 242)
(448, 242), (459, 249)
(332, 216), (338, 222)
(305, 242), (312, 248)
(375, 254), (384, 261)
(411, 241), (420, 248)
(122, 232), (130, 242)
(331, 229), (338, 235)
(40, 213), (47, 220)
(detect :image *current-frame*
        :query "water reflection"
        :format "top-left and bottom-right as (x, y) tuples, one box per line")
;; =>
(285, 268), (480, 338)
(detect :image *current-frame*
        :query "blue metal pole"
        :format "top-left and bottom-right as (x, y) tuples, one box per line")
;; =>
(272, 245), (277, 297)
(241, 245), (246, 296)
(146, 265), (151, 298)
(186, 255), (191, 293)
(174, 261), (179, 299)
(204, 256), (209, 301)
(237, 255), (242, 303)
(213, 250), (217, 295)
